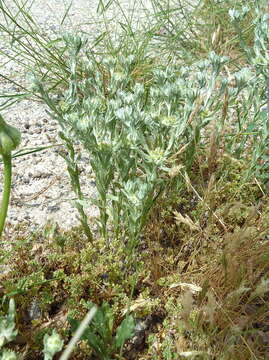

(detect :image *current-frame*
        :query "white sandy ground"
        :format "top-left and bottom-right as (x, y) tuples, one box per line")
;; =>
(0, 0), (154, 232)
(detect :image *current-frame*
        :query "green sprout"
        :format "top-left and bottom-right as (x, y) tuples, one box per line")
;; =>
(0, 114), (21, 238)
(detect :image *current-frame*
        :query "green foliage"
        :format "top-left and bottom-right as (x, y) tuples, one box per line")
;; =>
(0, 115), (21, 156)
(31, 38), (268, 247)
(0, 298), (68, 360)
(0, 115), (21, 237)
(68, 302), (135, 360)
(0, 299), (17, 349)
(0, 0), (268, 359)
(0, 349), (17, 360)
(43, 330), (64, 360)
(148, 0), (256, 62)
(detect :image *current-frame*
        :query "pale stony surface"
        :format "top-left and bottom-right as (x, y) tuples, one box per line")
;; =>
(0, 0), (154, 232)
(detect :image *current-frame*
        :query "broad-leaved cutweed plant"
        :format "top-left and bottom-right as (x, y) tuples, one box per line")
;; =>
(28, 47), (201, 248)
(30, 26), (269, 249)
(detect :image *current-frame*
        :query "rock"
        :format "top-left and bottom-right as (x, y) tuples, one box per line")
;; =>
(28, 298), (42, 321)
(47, 205), (60, 213)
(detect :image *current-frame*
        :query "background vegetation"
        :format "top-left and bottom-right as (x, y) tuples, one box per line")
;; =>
(0, 0), (268, 359)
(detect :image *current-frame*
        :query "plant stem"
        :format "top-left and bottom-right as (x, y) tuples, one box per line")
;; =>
(0, 153), (12, 237)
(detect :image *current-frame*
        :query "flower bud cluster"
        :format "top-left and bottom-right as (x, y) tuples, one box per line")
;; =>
(0, 115), (21, 156)
(43, 330), (63, 360)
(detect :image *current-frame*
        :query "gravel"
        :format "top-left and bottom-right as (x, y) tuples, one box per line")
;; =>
(0, 0), (153, 232)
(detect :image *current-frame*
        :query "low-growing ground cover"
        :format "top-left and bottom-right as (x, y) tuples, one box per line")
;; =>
(0, 0), (268, 359)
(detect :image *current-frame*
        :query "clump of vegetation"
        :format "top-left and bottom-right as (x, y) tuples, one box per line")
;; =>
(0, 0), (268, 359)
